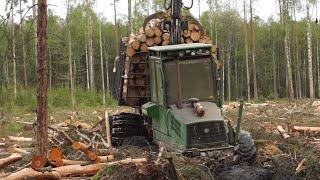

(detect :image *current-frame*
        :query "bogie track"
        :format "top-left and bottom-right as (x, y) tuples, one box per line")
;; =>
(110, 113), (150, 146)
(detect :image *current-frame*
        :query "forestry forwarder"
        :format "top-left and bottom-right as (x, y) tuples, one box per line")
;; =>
(111, 0), (256, 159)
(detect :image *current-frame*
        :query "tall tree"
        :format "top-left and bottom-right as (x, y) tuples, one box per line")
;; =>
(114, 0), (119, 57)
(11, 2), (17, 99)
(306, 1), (314, 98)
(36, 0), (48, 156)
(33, 0), (38, 71)
(99, 23), (106, 105)
(283, 0), (294, 100)
(128, 0), (133, 34)
(87, 1), (94, 91)
(244, 0), (250, 101)
(250, 0), (258, 99)
(67, 0), (75, 109)
(198, 0), (201, 20)
(293, 0), (302, 99)
(20, 0), (27, 87)
(272, 26), (278, 97)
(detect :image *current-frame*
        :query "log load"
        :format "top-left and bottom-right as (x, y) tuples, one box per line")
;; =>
(124, 21), (214, 57)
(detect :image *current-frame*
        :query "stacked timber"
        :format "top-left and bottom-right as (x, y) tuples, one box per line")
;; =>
(124, 20), (213, 57)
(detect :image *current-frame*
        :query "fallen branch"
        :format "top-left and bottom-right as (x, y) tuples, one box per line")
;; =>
(277, 125), (290, 139)
(6, 158), (147, 180)
(295, 158), (307, 175)
(0, 153), (23, 168)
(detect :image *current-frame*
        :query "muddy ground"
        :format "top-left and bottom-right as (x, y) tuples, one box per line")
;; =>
(0, 100), (320, 179)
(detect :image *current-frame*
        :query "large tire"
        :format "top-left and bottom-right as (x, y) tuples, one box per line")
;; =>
(235, 131), (257, 161)
(110, 113), (148, 146)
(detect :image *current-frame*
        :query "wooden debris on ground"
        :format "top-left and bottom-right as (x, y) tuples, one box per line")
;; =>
(0, 153), (23, 168)
(0, 111), (154, 179)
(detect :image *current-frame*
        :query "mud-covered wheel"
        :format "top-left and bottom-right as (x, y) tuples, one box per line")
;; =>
(235, 131), (257, 161)
(122, 136), (150, 147)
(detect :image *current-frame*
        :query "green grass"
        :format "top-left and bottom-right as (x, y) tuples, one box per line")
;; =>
(0, 86), (117, 113)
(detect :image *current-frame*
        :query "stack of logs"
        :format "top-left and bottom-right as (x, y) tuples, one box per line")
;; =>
(124, 20), (213, 57)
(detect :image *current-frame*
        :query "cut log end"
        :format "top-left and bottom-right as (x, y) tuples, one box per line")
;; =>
(49, 147), (63, 162)
(31, 155), (46, 170)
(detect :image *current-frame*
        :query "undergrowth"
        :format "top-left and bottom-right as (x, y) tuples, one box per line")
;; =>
(0, 86), (116, 113)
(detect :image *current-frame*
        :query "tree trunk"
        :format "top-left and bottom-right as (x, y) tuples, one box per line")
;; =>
(234, 43), (238, 100)
(36, 0), (49, 156)
(250, 0), (258, 99)
(198, 0), (201, 20)
(99, 24), (106, 105)
(244, 0), (251, 101)
(48, 46), (52, 89)
(20, 0), (27, 87)
(114, 0), (119, 57)
(33, 0), (38, 73)
(128, 0), (133, 34)
(293, 2), (301, 99)
(67, 0), (75, 110)
(85, 38), (90, 91)
(12, 5), (17, 99)
(307, 3), (314, 98)
(88, 14), (94, 91)
(227, 35), (231, 102)
(272, 30), (278, 97)
(104, 37), (110, 96)
(284, 26), (294, 100)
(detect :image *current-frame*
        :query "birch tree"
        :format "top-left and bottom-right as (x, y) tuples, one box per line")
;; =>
(32, 0), (38, 71)
(99, 23), (106, 105)
(67, 0), (75, 109)
(306, 1), (314, 98)
(11, 2), (17, 99)
(250, 0), (258, 99)
(244, 0), (251, 101)
(20, 0), (27, 87)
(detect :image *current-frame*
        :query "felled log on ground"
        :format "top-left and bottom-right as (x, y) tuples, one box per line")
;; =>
(293, 126), (320, 132)
(6, 136), (32, 142)
(277, 125), (290, 139)
(95, 155), (115, 163)
(7, 146), (31, 155)
(0, 153), (23, 168)
(5, 158), (147, 180)
(104, 110), (112, 148)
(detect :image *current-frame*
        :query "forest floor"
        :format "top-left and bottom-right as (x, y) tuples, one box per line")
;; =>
(0, 100), (320, 179)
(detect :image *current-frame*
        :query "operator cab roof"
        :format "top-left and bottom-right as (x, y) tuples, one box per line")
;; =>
(148, 43), (212, 52)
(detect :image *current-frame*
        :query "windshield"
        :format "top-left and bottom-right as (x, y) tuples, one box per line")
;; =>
(164, 57), (215, 105)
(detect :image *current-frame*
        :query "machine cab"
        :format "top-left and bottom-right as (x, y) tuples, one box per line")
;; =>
(147, 43), (220, 108)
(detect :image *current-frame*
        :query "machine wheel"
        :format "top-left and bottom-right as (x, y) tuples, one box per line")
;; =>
(235, 131), (257, 161)
(122, 136), (150, 147)
(110, 113), (148, 147)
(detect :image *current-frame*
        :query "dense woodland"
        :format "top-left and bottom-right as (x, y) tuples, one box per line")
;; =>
(1, 0), (320, 111)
